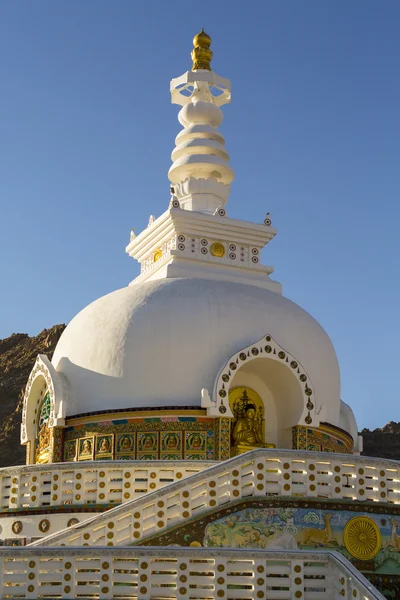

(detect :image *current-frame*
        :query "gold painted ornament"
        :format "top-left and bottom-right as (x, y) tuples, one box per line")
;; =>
(210, 242), (225, 257)
(153, 249), (163, 262)
(344, 516), (381, 561)
(191, 29), (213, 71)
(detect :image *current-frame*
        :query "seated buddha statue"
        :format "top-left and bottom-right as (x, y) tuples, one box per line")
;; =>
(232, 404), (275, 455)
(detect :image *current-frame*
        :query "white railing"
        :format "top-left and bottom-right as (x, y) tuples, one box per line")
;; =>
(0, 460), (214, 512)
(31, 448), (400, 548)
(0, 547), (384, 600)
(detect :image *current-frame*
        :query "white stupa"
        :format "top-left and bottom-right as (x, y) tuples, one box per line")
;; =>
(21, 29), (360, 460)
(2, 32), (392, 600)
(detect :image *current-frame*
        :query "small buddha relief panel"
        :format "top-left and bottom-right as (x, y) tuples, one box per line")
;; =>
(62, 414), (221, 461)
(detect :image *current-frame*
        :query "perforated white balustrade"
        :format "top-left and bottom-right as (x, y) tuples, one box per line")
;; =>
(0, 547), (384, 600)
(0, 460), (214, 512)
(31, 448), (400, 548)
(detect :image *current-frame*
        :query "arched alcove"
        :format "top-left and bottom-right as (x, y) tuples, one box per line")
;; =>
(212, 334), (317, 433)
(229, 357), (306, 448)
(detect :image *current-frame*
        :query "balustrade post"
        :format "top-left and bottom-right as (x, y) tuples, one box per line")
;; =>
(99, 554), (113, 599)
(291, 559), (305, 599)
(253, 556), (267, 598)
(137, 556), (151, 599)
(64, 555), (77, 599)
(377, 465), (388, 503)
(350, 580), (360, 600)
(281, 459), (293, 496)
(9, 473), (20, 509)
(214, 556), (227, 598)
(177, 557), (190, 600)
(50, 469), (61, 506)
(26, 555), (38, 599)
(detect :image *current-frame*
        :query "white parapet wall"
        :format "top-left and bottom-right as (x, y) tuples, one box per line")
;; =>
(0, 547), (384, 600)
(30, 448), (400, 548)
(0, 460), (214, 511)
(0, 460), (214, 542)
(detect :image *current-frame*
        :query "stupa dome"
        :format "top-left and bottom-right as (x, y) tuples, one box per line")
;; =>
(52, 277), (341, 424)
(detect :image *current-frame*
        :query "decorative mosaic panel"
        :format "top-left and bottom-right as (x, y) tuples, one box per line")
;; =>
(62, 414), (225, 462)
(52, 427), (63, 463)
(292, 424), (353, 454)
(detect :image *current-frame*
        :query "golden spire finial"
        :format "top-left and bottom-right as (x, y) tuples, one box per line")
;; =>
(191, 28), (213, 71)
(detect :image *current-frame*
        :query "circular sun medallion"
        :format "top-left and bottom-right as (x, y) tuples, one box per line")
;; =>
(210, 242), (225, 257)
(344, 516), (381, 561)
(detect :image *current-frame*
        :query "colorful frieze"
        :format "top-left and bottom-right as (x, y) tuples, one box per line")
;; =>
(61, 413), (223, 462)
(292, 423), (353, 454)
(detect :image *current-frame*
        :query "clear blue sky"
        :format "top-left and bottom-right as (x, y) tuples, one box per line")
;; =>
(1, 1), (399, 430)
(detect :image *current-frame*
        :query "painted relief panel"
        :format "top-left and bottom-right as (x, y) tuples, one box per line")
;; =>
(78, 437), (94, 460)
(64, 439), (77, 461)
(203, 507), (400, 574)
(96, 434), (113, 459)
(185, 432), (206, 460)
(139, 500), (400, 598)
(116, 433), (135, 458)
(161, 432), (181, 459)
(63, 414), (223, 461)
(293, 424), (353, 454)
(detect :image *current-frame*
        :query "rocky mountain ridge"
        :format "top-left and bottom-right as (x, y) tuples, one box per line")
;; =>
(0, 324), (398, 467)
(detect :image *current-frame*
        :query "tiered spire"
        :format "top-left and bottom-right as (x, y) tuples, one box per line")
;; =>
(168, 30), (234, 214)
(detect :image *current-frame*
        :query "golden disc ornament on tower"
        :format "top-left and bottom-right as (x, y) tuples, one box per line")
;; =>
(344, 516), (381, 561)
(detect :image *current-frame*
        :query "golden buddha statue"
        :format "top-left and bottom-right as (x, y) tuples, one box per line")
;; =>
(229, 389), (276, 456)
(233, 406), (264, 447)
(35, 423), (51, 464)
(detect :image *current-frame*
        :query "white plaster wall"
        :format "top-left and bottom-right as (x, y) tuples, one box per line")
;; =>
(340, 400), (360, 450)
(52, 278), (341, 423)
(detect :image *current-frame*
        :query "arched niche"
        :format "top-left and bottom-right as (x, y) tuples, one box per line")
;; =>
(21, 355), (72, 463)
(209, 334), (318, 450)
(229, 357), (307, 449)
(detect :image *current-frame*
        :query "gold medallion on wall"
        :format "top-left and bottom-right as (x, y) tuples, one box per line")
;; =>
(344, 516), (381, 561)
(210, 242), (225, 257)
